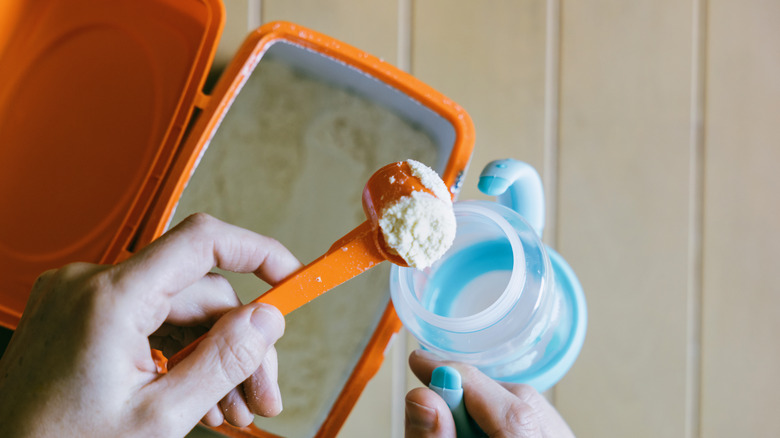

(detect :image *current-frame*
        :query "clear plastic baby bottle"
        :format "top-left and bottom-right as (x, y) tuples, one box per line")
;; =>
(390, 159), (586, 391)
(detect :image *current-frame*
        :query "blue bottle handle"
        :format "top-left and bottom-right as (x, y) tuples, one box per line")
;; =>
(477, 159), (545, 237)
(429, 366), (485, 437)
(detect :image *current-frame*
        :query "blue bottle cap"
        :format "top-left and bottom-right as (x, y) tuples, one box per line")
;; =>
(431, 366), (462, 390)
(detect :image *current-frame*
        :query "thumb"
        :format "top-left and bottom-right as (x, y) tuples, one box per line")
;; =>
(146, 303), (285, 431)
(405, 387), (456, 437)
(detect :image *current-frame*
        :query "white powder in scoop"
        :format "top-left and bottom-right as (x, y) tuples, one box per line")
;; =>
(378, 160), (455, 269)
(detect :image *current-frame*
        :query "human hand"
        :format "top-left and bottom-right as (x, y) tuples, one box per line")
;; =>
(405, 350), (575, 438)
(0, 213), (302, 437)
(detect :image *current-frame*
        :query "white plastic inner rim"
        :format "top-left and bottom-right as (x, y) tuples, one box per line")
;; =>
(404, 202), (526, 332)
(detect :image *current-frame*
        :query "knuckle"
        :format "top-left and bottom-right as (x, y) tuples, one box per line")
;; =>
(500, 400), (541, 437)
(26, 263), (111, 323)
(32, 268), (57, 288)
(178, 213), (230, 261)
(28, 269), (58, 304)
(205, 272), (238, 301)
(55, 261), (91, 282)
(258, 237), (288, 265)
(263, 236), (283, 249)
(452, 362), (481, 378)
(216, 337), (259, 384)
(52, 262), (107, 302)
(182, 212), (219, 231)
(177, 212), (221, 246)
(512, 383), (541, 404)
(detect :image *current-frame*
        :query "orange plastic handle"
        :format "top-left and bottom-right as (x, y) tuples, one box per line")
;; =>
(166, 220), (384, 370)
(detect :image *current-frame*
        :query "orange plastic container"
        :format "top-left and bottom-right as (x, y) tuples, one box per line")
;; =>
(0, 1), (474, 436)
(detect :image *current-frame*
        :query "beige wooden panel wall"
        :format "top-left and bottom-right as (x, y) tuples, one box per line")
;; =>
(197, 1), (780, 437)
(555, 1), (695, 437)
(701, 1), (780, 437)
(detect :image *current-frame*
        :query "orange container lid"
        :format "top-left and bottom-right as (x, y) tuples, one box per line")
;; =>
(0, 1), (475, 435)
(0, 0), (224, 328)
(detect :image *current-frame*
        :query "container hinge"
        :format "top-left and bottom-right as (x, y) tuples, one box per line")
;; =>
(193, 91), (210, 109)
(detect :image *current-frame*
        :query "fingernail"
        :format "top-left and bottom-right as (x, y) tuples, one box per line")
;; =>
(257, 384), (284, 417)
(273, 384), (284, 414)
(406, 399), (437, 430)
(250, 304), (285, 338)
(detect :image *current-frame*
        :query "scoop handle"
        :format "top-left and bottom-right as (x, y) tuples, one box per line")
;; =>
(166, 221), (383, 370)
(255, 220), (383, 314)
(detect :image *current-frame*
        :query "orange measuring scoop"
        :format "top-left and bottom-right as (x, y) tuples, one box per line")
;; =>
(166, 161), (438, 370)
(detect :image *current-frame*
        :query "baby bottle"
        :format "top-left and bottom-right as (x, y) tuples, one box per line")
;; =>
(390, 159), (587, 392)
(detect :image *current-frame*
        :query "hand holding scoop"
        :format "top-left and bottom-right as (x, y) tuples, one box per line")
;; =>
(166, 160), (454, 370)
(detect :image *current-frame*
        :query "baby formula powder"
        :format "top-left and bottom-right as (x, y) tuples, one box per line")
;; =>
(378, 160), (455, 269)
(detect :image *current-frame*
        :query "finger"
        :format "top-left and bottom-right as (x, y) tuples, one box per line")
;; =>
(219, 386), (254, 427)
(201, 405), (224, 428)
(502, 381), (545, 404)
(165, 272), (242, 326)
(409, 350), (542, 437)
(148, 273), (241, 358)
(110, 213), (301, 335)
(405, 387), (456, 438)
(461, 374), (542, 437)
(244, 345), (282, 417)
(217, 344), (283, 427)
(408, 349), (440, 385)
(501, 382), (576, 436)
(144, 303), (285, 428)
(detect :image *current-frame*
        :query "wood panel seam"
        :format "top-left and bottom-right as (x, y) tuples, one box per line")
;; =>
(686, 0), (707, 436)
(543, 0), (562, 254)
(543, 0), (562, 405)
(392, 2), (413, 437)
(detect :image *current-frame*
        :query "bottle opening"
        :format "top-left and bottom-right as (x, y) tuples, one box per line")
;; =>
(422, 239), (513, 317)
(394, 202), (526, 333)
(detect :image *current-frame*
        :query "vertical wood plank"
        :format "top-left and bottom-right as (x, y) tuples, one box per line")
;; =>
(215, 0), (261, 67)
(554, 1), (694, 436)
(700, 1), (780, 436)
(686, 1), (706, 436)
(543, 0), (562, 251)
(262, 0), (398, 66)
(412, 0), (549, 201)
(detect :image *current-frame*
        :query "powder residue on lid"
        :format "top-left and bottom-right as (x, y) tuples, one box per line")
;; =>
(378, 160), (456, 269)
